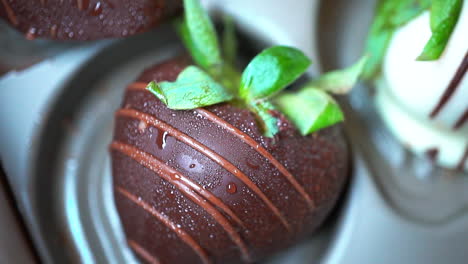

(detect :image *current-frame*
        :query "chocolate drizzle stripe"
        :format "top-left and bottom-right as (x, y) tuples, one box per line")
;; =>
(454, 107), (468, 130)
(77, 0), (89, 10)
(128, 239), (161, 264)
(177, 172), (245, 228)
(457, 146), (468, 171)
(128, 82), (148, 90)
(425, 147), (439, 163)
(116, 108), (291, 231)
(196, 108), (315, 209)
(112, 141), (244, 227)
(430, 51), (468, 118)
(116, 186), (212, 264)
(112, 142), (250, 262)
(1, 0), (18, 25)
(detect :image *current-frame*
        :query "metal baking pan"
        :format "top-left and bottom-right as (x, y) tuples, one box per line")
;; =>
(0, 0), (467, 263)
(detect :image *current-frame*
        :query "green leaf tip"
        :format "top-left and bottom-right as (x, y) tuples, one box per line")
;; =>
(417, 0), (463, 61)
(364, 0), (463, 77)
(240, 46), (311, 101)
(274, 88), (344, 135)
(363, 0), (432, 79)
(180, 0), (222, 69)
(146, 81), (168, 104)
(147, 66), (233, 110)
(308, 55), (368, 94)
(362, 29), (393, 80)
(271, 56), (365, 135)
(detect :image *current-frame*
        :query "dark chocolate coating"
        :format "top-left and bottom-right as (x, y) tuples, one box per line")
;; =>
(111, 57), (350, 264)
(0, 0), (181, 40)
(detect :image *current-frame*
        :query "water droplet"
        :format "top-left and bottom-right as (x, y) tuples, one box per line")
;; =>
(226, 182), (237, 194)
(156, 130), (169, 149)
(246, 159), (260, 170)
(50, 24), (58, 38)
(91, 1), (102, 16)
(138, 121), (147, 132)
(25, 27), (37, 40)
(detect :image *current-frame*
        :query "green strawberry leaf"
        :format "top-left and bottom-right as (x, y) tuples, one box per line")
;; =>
(417, 0), (463, 60)
(363, 0), (431, 79)
(222, 15), (238, 67)
(274, 88), (344, 135)
(146, 66), (233, 109)
(178, 0), (222, 70)
(308, 55), (368, 94)
(240, 46), (311, 101)
(163, 0), (350, 138)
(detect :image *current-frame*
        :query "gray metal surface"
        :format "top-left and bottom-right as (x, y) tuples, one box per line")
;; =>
(0, 169), (37, 264)
(0, 0), (467, 264)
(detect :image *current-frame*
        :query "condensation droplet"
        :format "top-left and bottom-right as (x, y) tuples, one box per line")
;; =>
(138, 121), (147, 132)
(226, 182), (237, 194)
(156, 130), (169, 149)
(25, 27), (37, 40)
(91, 1), (103, 16)
(50, 24), (58, 37)
(246, 158), (260, 170)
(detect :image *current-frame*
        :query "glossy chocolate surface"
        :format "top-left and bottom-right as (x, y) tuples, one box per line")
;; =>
(111, 57), (350, 264)
(0, 0), (181, 40)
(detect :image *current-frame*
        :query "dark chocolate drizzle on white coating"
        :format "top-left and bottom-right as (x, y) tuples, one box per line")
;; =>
(430, 51), (468, 126)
